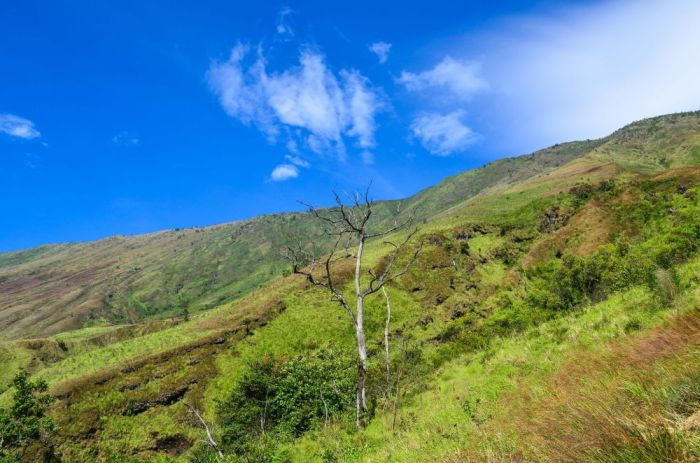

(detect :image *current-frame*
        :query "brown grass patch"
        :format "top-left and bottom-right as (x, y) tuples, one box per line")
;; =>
(523, 199), (616, 268)
(492, 308), (700, 462)
(509, 159), (619, 195)
(651, 166), (700, 182)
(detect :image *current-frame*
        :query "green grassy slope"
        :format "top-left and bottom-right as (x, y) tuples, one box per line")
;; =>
(0, 118), (639, 341)
(1, 111), (700, 463)
(14, 166), (694, 463)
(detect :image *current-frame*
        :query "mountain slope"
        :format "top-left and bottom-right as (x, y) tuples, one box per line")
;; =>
(0, 135), (611, 340)
(0, 112), (698, 343)
(1, 111), (699, 462)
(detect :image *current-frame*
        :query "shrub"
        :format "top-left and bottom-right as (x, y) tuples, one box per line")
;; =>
(654, 268), (678, 305)
(218, 349), (355, 456)
(0, 371), (56, 462)
(525, 241), (656, 312)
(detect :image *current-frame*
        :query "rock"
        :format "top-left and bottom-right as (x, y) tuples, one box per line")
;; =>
(154, 434), (194, 457)
(119, 383), (140, 392)
(454, 232), (470, 242)
(539, 206), (568, 233)
(123, 383), (192, 416)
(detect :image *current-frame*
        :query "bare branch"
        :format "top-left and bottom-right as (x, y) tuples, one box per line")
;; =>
(362, 230), (423, 297)
(284, 233), (356, 325)
(185, 403), (223, 460)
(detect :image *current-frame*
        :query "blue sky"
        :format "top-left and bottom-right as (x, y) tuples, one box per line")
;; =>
(2, 0), (700, 252)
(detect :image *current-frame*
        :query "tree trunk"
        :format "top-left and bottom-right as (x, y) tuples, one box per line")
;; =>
(382, 286), (391, 393)
(354, 237), (368, 427)
(355, 294), (368, 427)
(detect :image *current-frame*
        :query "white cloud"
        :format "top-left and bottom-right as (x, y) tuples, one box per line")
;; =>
(369, 42), (392, 64)
(112, 131), (140, 146)
(276, 7), (295, 38)
(208, 45), (382, 157)
(0, 114), (40, 139)
(286, 139), (299, 153)
(343, 71), (379, 148)
(270, 163), (299, 181)
(411, 110), (479, 156)
(460, 0), (700, 151)
(262, 52), (345, 142)
(207, 44), (275, 137)
(398, 57), (487, 101)
(285, 154), (310, 167)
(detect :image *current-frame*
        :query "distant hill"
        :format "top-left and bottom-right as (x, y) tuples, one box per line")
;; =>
(1, 111), (699, 340)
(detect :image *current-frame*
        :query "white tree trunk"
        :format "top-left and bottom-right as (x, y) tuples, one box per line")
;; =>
(382, 286), (391, 392)
(354, 237), (368, 427)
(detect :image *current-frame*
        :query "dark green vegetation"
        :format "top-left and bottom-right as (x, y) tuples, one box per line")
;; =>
(217, 349), (356, 458)
(1, 111), (700, 462)
(0, 372), (55, 462)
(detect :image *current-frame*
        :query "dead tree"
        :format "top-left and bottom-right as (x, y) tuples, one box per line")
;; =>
(185, 403), (224, 460)
(285, 187), (421, 429)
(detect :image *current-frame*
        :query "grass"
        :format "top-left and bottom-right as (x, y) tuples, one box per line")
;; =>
(206, 175), (700, 462)
(2, 112), (700, 461)
(283, 285), (669, 462)
(0, 342), (33, 392)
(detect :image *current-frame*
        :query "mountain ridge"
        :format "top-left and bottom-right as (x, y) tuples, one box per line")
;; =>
(1, 111), (699, 341)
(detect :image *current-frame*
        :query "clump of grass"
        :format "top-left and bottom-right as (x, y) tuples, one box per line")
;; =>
(504, 307), (700, 463)
(655, 268), (678, 305)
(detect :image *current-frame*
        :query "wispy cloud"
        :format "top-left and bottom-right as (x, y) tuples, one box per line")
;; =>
(276, 7), (295, 39)
(0, 114), (40, 140)
(411, 110), (479, 156)
(361, 151), (374, 165)
(111, 131), (140, 146)
(270, 163), (299, 181)
(454, 0), (700, 151)
(398, 57), (487, 102)
(207, 44), (383, 159)
(369, 42), (392, 64)
(284, 154), (310, 168)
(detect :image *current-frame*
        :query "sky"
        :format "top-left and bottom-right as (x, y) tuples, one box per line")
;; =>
(2, 0), (700, 252)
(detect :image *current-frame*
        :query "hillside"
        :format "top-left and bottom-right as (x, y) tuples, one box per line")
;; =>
(1, 111), (700, 462)
(5, 112), (699, 341)
(0, 133), (609, 340)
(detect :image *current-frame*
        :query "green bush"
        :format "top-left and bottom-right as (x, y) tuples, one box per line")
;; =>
(218, 349), (355, 456)
(0, 371), (56, 462)
(526, 242), (656, 312)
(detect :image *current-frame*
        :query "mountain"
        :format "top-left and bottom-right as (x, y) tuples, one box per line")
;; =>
(1, 111), (699, 462)
(0, 133), (605, 340)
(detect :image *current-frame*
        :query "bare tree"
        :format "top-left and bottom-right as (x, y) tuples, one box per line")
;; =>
(185, 403), (224, 460)
(285, 187), (421, 428)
